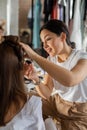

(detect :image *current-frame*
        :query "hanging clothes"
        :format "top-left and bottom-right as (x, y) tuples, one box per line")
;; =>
(82, 0), (87, 51)
(51, 0), (58, 19)
(59, 5), (64, 21)
(58, 0), (67, 6)
(69, 0), (75, 35)
(83, 0), (87, 20)
(65, 0), (70, 26)
(69, 0), (74, 19)
(57, 4), (60, 20)
(80, 0), (85, 43)
(27, 6), (33, 30)
(57, 0), (67, 22)
(70, 0), (82, 50)
(43, 0), (54, 22)
(33, 0), (41, 49)
(82, 15), (87, 51)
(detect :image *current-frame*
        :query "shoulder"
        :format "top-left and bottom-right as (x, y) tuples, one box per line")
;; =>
(70, 49), (87, 62)
(74, 49), (87, 59)
(29, 95), (42, 106)
(73, 50), (87, 73)
(0, 96), (44, 130)
(79, 51), (87, 60)
(26, 95), (42, 114)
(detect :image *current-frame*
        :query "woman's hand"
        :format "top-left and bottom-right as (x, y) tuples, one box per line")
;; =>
(23, 61), (39, 83)
(20, 42), (36, 60)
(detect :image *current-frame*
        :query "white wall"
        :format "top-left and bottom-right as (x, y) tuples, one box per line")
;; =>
(0, 0), (19, 35)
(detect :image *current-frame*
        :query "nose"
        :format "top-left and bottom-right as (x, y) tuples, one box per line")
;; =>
(43, 41), (49, 49)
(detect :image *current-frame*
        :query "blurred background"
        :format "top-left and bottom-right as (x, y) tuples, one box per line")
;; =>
(0, 0), (87, 55)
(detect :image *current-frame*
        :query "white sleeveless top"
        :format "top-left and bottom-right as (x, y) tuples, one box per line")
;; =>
(48, 49), (87, 103)
(0, 96), (45, 130)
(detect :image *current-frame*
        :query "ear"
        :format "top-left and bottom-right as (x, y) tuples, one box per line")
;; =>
(60, 32), (66, 42)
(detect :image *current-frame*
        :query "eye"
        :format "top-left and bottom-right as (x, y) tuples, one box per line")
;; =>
(45, 37), (52, 42)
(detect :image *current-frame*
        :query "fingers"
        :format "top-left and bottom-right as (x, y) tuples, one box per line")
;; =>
(19, 42), (32, 58)
(19, 42), (38, 61)
(19, 42), (30, 50)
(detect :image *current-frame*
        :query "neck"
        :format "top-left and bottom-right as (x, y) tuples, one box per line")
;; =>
(58, 46), (73, 62)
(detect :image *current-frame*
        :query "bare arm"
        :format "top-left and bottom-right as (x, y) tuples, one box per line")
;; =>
(23, 61), (54, 99)
(35, 74), (54, 99)
(20, 43), (87, 87)
(34, 55), (87, 86)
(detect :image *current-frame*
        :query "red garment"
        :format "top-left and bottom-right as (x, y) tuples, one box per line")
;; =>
(51, 0), (58, 19)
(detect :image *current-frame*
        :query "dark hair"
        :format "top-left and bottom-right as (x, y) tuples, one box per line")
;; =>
(0, 25), (4, 31)
(22, 31), (29, 37)
(40, 19), (75, 48)
(0, 35), (27, 126)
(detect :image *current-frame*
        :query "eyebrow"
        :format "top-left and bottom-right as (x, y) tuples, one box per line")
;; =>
(44, 34), (50, 39)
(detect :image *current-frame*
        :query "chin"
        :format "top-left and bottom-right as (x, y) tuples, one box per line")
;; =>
(49, 53), (56, 57)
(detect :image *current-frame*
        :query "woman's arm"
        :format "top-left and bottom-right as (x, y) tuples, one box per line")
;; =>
(23, 60), (54, 99)
(20, 43), (87, 87)
(35, 74), (54, 99)
(34, 55), (87, 86)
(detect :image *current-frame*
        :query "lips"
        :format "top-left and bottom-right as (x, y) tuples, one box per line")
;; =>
(46, 48), (52, 53)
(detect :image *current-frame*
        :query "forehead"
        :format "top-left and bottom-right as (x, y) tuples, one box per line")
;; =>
(40, 29), (56, 39)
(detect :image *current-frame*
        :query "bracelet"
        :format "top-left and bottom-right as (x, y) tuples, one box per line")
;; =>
(33, 78), (41, 85)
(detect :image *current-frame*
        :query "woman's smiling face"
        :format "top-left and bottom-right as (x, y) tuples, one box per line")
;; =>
(40, 29), (64, 57)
